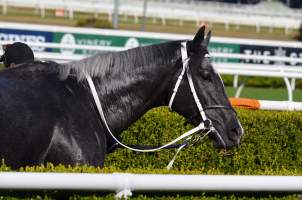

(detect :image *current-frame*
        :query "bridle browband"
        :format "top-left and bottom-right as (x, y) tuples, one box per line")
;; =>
(84, 41), (230, 168)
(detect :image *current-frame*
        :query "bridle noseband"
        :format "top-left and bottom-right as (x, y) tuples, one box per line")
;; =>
(84, 41), (231, 168)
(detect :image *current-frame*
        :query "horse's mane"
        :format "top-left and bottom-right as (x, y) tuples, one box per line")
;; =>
(59, 41), (181, 81)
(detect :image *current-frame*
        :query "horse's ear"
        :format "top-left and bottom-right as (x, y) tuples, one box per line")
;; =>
(202, 30), (211, 47)
(188, 26), (206, 54)
(192, 26), (205, 46)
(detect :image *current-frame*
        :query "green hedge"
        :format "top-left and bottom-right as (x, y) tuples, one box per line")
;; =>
(104, 108), (302, 175)
(1, 108), (302, 199)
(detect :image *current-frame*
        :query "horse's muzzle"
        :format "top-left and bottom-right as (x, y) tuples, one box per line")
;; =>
(226, 119), (244, 147)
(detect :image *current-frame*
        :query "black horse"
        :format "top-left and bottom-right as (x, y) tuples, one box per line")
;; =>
(0, 27), (243, 169)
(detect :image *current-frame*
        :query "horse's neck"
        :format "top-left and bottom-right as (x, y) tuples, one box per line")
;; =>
(97, 47), (178, 134)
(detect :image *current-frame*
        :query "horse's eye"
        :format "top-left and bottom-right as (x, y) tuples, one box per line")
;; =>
(199, 69), (211, 80)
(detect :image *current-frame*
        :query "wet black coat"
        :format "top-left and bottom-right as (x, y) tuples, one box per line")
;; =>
(0, 28), (243, 169)
(0, 62), (107, 168)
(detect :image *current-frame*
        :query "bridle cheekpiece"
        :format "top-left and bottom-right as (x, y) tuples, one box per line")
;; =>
(168, 42), (226, 147)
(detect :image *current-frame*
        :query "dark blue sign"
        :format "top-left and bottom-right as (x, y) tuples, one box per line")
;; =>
(0, 29), (53, 52)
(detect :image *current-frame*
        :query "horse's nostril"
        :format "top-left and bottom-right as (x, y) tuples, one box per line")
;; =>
(232, 127), (243, 136)
(229, 126), (243, 144)
(232, 127), (238, 133)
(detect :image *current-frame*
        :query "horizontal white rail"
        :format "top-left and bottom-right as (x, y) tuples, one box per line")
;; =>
(217, 69), (302, 79)
(35, 52), (85, 61)
(212, 53), (302, 64)
(214, 63), (302, 79)
(0, 172), (302, 194)
(259, 100), (302, 111)
(230, 98), (302, 111)
(0, 41), (127, 52)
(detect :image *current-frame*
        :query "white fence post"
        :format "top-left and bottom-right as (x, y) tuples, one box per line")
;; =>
(68, 6), (73, 20)
(291, 78), (296, 91)
(2, 0), (7, 15)
(233, 75), (239, 88)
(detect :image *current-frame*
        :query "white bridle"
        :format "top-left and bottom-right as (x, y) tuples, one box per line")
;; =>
(168, 41), (226, 147)
(169, 42), (208, 122)
(84, 41), (226, 168)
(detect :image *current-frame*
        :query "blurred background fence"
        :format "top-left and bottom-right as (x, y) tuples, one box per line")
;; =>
(1, 0), (302, 33)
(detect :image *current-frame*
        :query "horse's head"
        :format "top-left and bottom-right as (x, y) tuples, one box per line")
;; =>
(169, 26), (243, 148)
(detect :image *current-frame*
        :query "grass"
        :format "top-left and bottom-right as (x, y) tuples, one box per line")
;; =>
(226, 86), (302, 101)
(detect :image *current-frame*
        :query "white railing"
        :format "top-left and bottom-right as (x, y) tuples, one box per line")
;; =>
(212, 52), (302, 64)
(0, 172), (302, 199)
(230, 98), (302, 111)
(1, 0), (301, 32)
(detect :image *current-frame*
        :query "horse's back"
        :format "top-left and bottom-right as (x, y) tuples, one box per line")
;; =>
(0, 62), (107, 168)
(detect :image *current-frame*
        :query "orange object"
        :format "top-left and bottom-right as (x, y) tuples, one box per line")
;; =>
(229, 98), (260, 110)
(55, 9), (65, 17)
